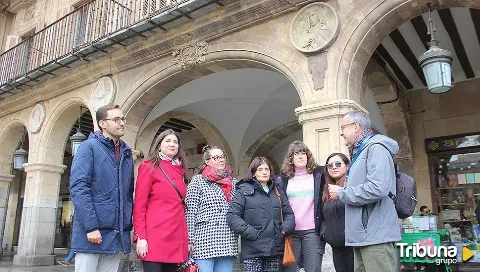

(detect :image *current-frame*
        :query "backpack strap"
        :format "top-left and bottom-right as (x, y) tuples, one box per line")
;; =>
(366, 142), (397, 202)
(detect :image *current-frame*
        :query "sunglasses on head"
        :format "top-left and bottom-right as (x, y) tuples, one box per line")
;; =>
(327, 161), (345, 169)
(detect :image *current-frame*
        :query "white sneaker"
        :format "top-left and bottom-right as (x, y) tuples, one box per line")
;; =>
(299, 269), (306, 272)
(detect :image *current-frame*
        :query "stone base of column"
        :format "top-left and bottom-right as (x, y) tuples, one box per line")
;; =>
(13, 254), (55, 266)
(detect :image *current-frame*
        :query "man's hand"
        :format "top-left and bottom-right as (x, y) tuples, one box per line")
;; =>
(328, 184), (342, 200)
(87, 230), (102, 244)
(136, 239), (148, 258)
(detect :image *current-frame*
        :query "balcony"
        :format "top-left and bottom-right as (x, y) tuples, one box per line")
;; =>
(0, 0), (230, 100)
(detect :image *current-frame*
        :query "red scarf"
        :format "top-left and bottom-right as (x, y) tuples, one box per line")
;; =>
(202, 165), (233, 202)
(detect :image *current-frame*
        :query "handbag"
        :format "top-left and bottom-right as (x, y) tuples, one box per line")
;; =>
(160, 166), (187, 211)
(177, 257), (199, 272)
(274, 187), (296, 266)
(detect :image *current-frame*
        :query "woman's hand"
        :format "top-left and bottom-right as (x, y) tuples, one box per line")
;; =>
(136, 239), (148, 258)
(188, 243), (195, 252)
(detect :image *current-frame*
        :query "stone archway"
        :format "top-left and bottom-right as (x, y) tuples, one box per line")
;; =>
(13, 95), (94, 266)
(240, 121), (302, 176)
(120, 42), (311, 149)
(36, 96), (93, 165)
(0, 118), (29, 174)
(364, 59), (415, 177)
(0, 118), (29, 259)
(329, 0), (480, 103)
(245, 121), (302, 161)
(136, 111), (236, 173)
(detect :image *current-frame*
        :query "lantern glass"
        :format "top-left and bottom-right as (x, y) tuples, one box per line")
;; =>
(422, 60), (452, 94)
(70, 128), (87, 156)
(13, 148), (28, 170)
(71, 140), (84, 156)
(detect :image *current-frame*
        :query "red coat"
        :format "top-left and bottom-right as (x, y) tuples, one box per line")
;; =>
(133, 159), (188, 263)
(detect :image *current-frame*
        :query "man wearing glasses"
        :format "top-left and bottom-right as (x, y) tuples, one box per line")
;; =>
(70, 105), (134, 272)
(420, 206), (430, 216)
(328, 110), (401, 272)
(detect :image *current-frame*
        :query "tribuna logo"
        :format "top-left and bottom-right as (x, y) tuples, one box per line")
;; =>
(397, 243), (458, 265)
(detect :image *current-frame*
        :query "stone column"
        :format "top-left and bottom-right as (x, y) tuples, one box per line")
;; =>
(295, 99), (366, 164)
(0, 173), (14, 260)
(2, 171), (23, 252)
(13, 163), (66, 266)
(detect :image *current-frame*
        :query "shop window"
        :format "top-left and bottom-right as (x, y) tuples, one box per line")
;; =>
(428, 133), (480, 261)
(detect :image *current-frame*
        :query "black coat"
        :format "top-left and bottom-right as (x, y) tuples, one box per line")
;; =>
(227, 179), (295, 260)
(274, 166), (325, 235)
(321, 199), (346, 248)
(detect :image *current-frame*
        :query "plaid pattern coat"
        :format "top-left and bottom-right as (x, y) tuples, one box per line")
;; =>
(186, 174), (238, 259)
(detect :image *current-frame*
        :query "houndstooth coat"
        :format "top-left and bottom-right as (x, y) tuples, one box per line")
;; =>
(186, 174), (238, 259)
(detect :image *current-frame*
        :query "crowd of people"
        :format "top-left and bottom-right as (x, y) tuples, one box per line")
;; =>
(68, 105), (401, 272)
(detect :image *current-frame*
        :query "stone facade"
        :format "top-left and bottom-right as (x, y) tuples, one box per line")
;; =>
(0, 0), (479, 267)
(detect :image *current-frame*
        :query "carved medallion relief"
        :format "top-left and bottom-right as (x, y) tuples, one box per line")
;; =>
(90, 77), (116, 112)
(29, 103), (46, 134)
(290, 2), (340, 53)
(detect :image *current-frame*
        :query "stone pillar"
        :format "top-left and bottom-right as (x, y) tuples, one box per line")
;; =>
(13, 163), (66, 266)
(0, 173), (14, 260)
(2, 170), (22, 252)
(295, 99), (366, 164)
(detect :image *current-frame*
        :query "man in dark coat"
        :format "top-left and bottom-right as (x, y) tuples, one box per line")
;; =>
(70, 105), (134, 272)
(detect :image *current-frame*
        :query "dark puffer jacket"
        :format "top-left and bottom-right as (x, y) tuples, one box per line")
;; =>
(275, 166), (325, 235)
(227, 179), (295, 260)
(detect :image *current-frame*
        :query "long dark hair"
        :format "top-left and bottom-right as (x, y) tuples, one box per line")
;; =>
(245, 157), (275, 181)
(147, 129), (188, 174)
(281, 141), (317, 178)
(322, 153), (350, 203)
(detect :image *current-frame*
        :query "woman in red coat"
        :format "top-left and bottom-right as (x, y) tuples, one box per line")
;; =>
(134, 129), (189, 272)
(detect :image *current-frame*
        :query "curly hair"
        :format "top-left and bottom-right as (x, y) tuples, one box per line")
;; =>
(280, 141), (317, 178)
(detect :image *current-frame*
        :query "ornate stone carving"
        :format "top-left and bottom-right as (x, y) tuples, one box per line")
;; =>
(24, 4), (35, 22)
(308, 52), (328, 90)
(29, 102), (46, 134)
(290, 2), (340, 53)
(172, 39), (209, 69)
(90, 77), (116, 112)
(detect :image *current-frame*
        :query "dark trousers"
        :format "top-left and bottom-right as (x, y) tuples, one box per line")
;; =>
(283, 229), (324, 272)
(142, 261), (178, 272)
(332, 246), (354, 272)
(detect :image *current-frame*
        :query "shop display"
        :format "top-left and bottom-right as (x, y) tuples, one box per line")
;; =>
(432, 147), (480, 264)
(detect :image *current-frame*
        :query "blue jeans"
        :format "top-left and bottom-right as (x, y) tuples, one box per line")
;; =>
(195, 256), (234, 272)
(65, 249), (75, 263)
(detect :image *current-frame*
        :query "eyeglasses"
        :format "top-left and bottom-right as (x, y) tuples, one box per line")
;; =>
(327, 161), (345, 169)
(209, 155), (227, 161)
(340, 123), (355, 132)
(103, 117), (127, 125)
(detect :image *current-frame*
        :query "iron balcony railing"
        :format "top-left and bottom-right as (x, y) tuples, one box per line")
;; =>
(0, 0), (215, 91)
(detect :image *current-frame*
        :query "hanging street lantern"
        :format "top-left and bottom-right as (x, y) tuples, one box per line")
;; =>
(70, 127), (87, 156)
(13, 129), (28, 170)
(13, 147), (28, 170)
(70, 106), (87, 156)
(418, 4), (453, 94)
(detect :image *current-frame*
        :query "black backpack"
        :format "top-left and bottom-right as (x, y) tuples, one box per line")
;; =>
(371, 143), (417, 219)
(389, 170), (417, 219)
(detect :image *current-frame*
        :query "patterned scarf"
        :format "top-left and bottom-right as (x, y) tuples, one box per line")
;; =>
(350, 128), (374, 157)
(159, 152), (181, 165)
(202, 165), (233, 202)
